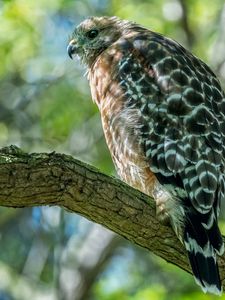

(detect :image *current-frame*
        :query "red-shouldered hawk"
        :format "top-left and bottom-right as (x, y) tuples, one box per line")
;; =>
(67, 16), (225, 294)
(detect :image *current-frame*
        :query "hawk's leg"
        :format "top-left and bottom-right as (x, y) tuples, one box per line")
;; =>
(152, 183), (178, 228)
(155, 192), (171, 226)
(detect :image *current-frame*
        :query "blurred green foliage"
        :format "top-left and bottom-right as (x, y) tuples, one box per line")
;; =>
(0, 0), (225, 299)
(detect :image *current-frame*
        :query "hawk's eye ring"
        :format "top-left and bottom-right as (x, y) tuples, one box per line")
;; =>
(86, 29), (99, 39)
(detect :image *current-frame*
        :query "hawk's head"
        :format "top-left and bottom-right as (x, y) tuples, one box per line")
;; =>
(67, 16), (130, 66)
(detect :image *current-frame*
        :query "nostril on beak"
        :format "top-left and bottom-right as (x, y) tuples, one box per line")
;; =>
(67, 40), (77, 59)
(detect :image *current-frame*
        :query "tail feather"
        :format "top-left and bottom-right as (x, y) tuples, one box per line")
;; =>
(187, 250), (221, 295)
(207, 218), (224, 255)
(184, 209), (224, 295)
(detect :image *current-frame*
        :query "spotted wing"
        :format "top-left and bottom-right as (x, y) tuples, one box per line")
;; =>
(117, 31), (225, 294)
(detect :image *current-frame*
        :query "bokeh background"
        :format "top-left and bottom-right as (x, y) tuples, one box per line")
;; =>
(0, 0), (225, 299)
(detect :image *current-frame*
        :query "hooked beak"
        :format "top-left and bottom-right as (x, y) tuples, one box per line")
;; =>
(67, 39), (77, 59)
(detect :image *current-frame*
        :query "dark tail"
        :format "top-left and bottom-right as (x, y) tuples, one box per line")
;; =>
(183, 209), (224, 295)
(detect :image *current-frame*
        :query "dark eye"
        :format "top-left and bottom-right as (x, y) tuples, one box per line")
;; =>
(86, 29), (99, 39)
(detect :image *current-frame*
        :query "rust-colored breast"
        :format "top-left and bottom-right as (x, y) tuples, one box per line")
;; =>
(88, 45), (157, 197)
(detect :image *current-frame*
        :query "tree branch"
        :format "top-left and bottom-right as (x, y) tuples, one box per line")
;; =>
(0, 145), (225, 289)
(211, 4), (225, 80)
(178, 0), (195, 48)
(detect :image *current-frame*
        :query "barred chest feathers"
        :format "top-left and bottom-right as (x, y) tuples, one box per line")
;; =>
(88, 46), (159, 192)
(88, 49), (156, 194)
